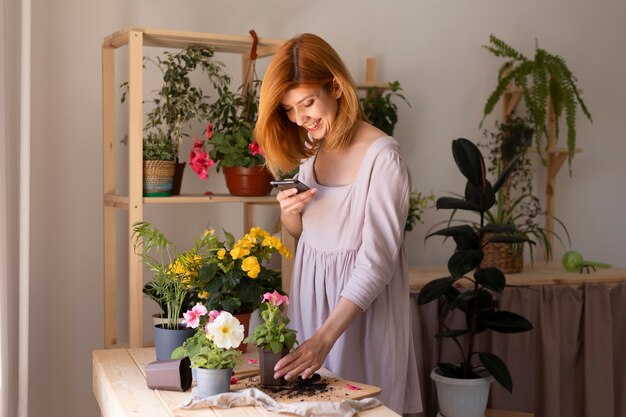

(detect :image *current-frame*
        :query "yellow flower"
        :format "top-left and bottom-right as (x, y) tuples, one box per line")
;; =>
(279, 246), (292, 258)
(241, 256), (260, 278)
(197, 291), (209, 299)
(230, 246), (250, 260)
(217, 249), (226, 259)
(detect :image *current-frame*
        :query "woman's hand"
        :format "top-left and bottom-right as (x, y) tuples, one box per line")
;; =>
(276, 187), (317, 216)
(273, 332), (332, 381)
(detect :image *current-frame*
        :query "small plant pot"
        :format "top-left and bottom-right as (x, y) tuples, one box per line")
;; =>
(234, 311), (252, 353)
(258, 347), (289, 386)
(430, 368), (494, 417)
(222, 166), (272, 196)
(195, 367), (232, 399)
(143, 160), (175, 197)
(153, 324), (194, 361)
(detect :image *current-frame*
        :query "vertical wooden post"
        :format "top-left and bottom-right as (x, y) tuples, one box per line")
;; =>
(102, 43), (117, 348)
(128, 31), (144, 348)
(366, 58), (378, 83)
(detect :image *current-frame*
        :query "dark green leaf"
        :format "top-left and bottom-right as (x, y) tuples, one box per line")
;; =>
(435, 329), (469, 338)
(448, 250), (483, 277)
(417, 276), (458, 305)
(481, 310), (533, 333)
(452, 138), (486, 189)
(474, 267), (506, 293)
(478, 352), (513, 392)
(436, 196), (481, 212)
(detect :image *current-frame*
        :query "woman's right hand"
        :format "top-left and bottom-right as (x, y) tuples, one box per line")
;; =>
(276, 187), (317, 216)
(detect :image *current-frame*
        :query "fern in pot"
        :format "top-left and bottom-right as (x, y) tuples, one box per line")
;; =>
(418, 138), (533, 417)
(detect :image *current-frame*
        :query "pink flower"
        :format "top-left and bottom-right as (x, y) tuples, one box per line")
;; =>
(208, 310), (220, 323)
(249, 142), (263, 156)
(346, 384), (362, 391)
(189, 148), (215, 180)
(230, 376), (239, 384)
(262, 290), (289, 307)
(182, 303), (208, 328)
(205, 123), (213, 140)
(192, 138), (204, 149)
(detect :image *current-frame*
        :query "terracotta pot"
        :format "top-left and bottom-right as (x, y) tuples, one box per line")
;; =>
(234, 311), (252, 353)
(258, 347), (289, 386)
(222, 166), (272, 196)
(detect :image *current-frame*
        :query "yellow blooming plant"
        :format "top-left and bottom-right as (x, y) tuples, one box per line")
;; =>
(197, 227), (291, 315)
(131, 222), (221, 329)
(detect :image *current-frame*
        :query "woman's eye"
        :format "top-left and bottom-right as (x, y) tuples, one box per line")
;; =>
(303, 99), (314, 108)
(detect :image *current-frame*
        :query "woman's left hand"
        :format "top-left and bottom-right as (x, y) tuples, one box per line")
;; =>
(273, 333), (332, 381)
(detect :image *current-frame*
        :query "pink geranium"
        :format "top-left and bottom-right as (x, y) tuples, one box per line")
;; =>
(189, 146), (215, 180)
(262, 290), (289, 307)
(205, 123), (213, 140)
(182, 303), (208, 328)
(248, 142), (263, 156)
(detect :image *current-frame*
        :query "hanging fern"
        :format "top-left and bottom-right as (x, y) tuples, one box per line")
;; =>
(480, 34), (592, 170)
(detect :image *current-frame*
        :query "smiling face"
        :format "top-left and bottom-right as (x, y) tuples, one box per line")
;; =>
(279, 82), (342, 141)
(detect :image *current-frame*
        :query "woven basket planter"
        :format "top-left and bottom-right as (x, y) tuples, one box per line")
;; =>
(481, 233), (524, 274)
(143, 160), (176, 197)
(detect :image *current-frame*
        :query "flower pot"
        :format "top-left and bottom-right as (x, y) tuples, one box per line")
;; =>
(258, 347), (289, 386)
(143, 160), (176, 197)
(151, 313), (185, 327)
(481, 233), (524, 273)
(222, 166), (272, 196)
(234, 311), (252, 353)
(171, 160), (186, 195)
(154, 324), (195, 361)
(430, 368), (494, 417)
(195, 367), (232, 399)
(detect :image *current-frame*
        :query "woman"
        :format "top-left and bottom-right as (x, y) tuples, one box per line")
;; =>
(254, 33), (422, 415)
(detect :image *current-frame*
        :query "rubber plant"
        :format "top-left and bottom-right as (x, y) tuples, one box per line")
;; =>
(418, 138), (533, 392)
(481, 34), (592, 170)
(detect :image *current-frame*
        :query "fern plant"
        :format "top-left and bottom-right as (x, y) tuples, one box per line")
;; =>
(481, 34), (592, 170)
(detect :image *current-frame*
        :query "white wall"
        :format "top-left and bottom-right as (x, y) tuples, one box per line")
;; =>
(28, 0), (626, 415)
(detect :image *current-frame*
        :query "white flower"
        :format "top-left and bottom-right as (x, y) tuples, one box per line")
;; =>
(205, 311), (244, 349)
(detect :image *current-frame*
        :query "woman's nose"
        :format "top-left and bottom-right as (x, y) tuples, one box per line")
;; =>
(294, 108), (308, 126)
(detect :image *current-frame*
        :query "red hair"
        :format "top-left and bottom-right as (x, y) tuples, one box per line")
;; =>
(254, 33), (364, 177)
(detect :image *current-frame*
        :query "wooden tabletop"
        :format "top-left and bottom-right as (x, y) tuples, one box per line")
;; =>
(409, 262), (626, 292)
(92, 347), (401, 417)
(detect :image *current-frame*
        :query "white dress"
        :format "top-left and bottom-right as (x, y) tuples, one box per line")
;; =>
(288, 136), (423, 414)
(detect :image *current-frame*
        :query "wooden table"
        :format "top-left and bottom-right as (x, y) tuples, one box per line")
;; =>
(409, 262), (626, 291)
(92, 347), (401, 417)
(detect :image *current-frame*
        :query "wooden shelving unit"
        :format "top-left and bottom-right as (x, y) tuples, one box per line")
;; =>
(101, 27), (290, 349)
(501, 88), (582, 249)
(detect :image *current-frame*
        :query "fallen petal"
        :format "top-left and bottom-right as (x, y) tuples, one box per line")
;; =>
(247, 359), (258, 365)
(230, 376), (238, 384)
(346, 384), (362, 390)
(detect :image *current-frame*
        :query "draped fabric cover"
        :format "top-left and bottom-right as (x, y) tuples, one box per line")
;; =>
(411, 283), (626, 417)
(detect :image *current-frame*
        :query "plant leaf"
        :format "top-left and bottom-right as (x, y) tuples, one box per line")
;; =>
(478, 352), (513, 392)
(452, 138), (486, 189)
(436, 196), (481, 212)
(481, 310), (533, 333)
(448, 250), (483, 277)
(417, 276), (458, 305)
(474, 267), (506, 293)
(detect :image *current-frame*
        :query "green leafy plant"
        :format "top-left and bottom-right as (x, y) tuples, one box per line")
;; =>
(142, 129), (177, 161)
(418, 138), (533, 392)
(481, 34), (592, 169)
(197, 227), (290, 315)
(245, 291), (298, 354)
(120, 46), (231, 158)
(360, 81), (411, 136)
(405, 190), (436, 232)
(173, 307), (244, 369)
(131, 221), (220, 329)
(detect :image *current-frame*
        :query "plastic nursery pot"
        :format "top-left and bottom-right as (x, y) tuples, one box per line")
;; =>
(195, 367), (233, 399)
(153, 324), (194, 361)
(258, 347), (289, 386)
(145, 356), (192, 392)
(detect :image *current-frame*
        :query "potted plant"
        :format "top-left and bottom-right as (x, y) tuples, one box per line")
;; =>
(174, 305), (244, 398)
(121, 46), (232, 194)
(131, 221), (221, 360)
(360, 80), (411, 136)
(405, 190), (436, 233)
(191, 77), (271, 196)
(195, 226), (291, 351)
(244, 290), (298, 386)
(481, 34), (593, 169)
(141, 129), (179, 196)
(418, 138), (533, 417)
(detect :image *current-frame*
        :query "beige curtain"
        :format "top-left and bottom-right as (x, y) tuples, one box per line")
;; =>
(411, 283), (626, 417)
(1, 0), (29, 416)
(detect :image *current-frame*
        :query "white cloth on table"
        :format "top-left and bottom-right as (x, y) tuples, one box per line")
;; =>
(180, 387), (382, 417)
(290, 136), (422, 414)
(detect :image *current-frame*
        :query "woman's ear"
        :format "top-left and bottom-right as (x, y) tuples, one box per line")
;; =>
(332, 78), (343, 99)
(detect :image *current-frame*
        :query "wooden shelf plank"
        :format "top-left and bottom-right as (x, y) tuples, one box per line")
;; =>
(103, 27), (284, 57)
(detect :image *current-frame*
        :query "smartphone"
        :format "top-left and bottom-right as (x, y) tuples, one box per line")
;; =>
(270, 179), (311, 194)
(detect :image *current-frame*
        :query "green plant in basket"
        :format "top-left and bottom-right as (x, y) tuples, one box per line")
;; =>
(142, 129), (177, 161)
(245, 291), (298, 354)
